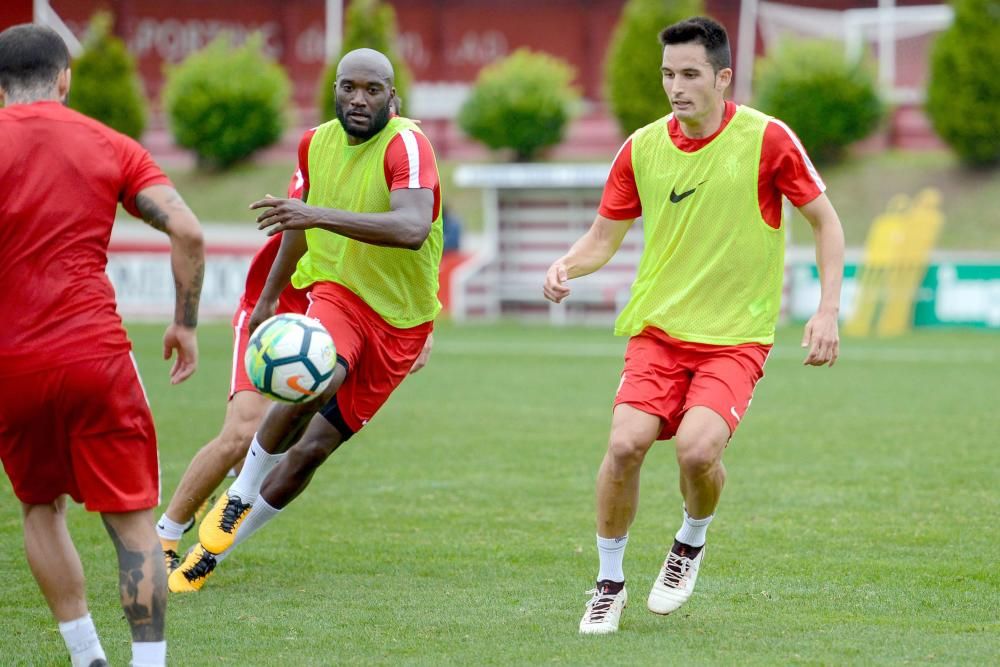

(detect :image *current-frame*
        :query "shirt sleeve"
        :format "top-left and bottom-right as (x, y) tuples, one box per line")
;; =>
(762, 120), (825, 208)
(598, 137), (642, 220)
(117, 135), (172, 218)
(383, 130), (439, 191)
(287, 128), (316, 199)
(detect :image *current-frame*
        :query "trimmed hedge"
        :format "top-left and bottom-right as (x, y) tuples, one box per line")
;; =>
(458, 49), (579, 161)
(68, 12), (146, 139)
(162, 35), (291, 169)
(603, 0), (704, 136)
(926, 0), (1000, 167)
(754, 39), (883, 164)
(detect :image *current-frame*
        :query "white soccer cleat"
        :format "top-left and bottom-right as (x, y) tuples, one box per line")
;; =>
(647, 545), (704, 615)
(579, 582), (628, 635)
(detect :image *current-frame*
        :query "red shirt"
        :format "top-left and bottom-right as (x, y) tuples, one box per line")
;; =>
(0, 102), (171, 374)
(599, 101), (825, 228)
(237, 148), (314, 313)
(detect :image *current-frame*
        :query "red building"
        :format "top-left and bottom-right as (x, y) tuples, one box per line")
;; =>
(2, 0), (950, 155)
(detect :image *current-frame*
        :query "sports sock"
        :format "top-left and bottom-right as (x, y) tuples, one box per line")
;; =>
(228, 435), (285, 504)
(674, 508), (713, 548)
(131, 640), (166, 667)
(155, 513), (190, 544)
(59, 614), (106, 667)
(596, 534), (628, 583)
(232, 496), (282, 548)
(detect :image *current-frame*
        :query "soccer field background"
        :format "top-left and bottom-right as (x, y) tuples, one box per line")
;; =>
(1, 321), (997, 665)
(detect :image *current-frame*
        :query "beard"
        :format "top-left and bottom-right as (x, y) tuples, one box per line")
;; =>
(335, 97), (392, 141)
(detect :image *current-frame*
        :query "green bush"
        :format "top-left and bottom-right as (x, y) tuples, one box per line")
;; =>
(753, 39), (883, 164)
(68, 12), (146, 139)
(604, 0), (703, 136)
(162, 35), (291, 169)
(458, 49), (579, 161)
(318, 0), (411, 122)
(926, 0), (1000, 167)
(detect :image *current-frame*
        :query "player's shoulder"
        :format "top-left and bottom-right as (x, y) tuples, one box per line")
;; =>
(632, 113), (672, 144)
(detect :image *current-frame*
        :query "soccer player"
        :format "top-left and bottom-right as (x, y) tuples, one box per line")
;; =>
(543, 17), (845, 634)
(156, 96), (431, 587)
(169, 48), (442, 592)
(0, 24), (204, 667)
(155, 230), (310, 578)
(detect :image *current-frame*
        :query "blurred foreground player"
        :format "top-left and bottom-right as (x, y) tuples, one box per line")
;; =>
(0, 24), (204, 667)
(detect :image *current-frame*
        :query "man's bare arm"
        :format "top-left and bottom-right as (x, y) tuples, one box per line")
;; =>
(135, 184), (204, 383)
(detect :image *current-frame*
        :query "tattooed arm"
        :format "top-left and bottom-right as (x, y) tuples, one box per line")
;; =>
(135, 184), (204, 384)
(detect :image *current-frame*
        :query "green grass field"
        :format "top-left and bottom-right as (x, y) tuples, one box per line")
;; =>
(2, 322), (998, 665)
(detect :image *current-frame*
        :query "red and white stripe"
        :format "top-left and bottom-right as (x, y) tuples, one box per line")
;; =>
(769, 119), (826, 192)
(398, 128), (421, 189)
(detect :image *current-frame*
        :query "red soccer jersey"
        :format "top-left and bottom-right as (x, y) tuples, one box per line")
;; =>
(237, 142), (315, 313)
(0, 102), (171, 375)
(599, 101), (825, 228)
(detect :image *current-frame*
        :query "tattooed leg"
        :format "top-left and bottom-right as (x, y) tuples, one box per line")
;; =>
(21, 498), (89, 622)
(101, 510), (166, 642)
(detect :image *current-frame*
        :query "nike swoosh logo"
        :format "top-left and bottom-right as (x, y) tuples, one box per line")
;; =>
(286, 375), (316, 396)
(669, 180), (707, 204)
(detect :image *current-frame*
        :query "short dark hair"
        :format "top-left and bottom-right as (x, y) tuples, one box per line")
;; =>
(659, 16), (731, 72)
(0, 24), (70, 93)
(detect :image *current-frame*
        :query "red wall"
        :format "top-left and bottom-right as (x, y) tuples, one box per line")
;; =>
(14, 1), (942, 109)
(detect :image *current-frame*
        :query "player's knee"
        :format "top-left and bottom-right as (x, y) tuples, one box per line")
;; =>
(674, 435), (723, 477)
(607, 430), (652, 468)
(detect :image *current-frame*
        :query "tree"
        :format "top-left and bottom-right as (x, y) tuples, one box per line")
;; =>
(68, 11), (147, 139)
(926, 0), (1000, 167)
(162, 35), (291, 169)
(458, 49), (579, 161)
(754, 39), (883, 164)
(603, 0), (703, 136)
(318, 0), (412, 122)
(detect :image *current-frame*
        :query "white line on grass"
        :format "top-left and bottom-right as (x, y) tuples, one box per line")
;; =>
(437, 340), (999, 364)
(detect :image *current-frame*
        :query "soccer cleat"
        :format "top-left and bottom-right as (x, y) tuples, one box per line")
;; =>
(168, 544), (218, 593)
(192, 494), (216, 527)
(199, 491), (252, 554)
(647, 542), (705, 615)
(163, 548), (181, 575)
(579, 581), (628, 635)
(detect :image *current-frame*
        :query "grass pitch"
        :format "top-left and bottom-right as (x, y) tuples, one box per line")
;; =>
(1, 321), (998, 665)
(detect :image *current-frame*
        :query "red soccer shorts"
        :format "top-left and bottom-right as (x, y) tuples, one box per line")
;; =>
(307, 281), (432, 437)
(0, 352), (159, 511)
(229, 288), (311, 398)
(614, 327), (771, 440)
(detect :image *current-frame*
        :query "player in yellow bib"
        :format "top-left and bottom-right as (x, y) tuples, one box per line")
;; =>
(171, 49), (442, 591)
(544, 17), (845, 634)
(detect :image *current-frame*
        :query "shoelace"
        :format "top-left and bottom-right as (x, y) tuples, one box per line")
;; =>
(183, 551), (217, 582)
(218, 495), (250, 532)
(163, 549), (180, 570)
(583, 589), (619, 623)
(659, 551), (695, 588)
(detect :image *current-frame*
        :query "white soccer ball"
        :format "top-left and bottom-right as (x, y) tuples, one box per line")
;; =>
(244, 313), (336, 403)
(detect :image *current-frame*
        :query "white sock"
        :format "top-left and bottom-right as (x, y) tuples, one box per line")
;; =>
(155, 513), (190, 541)
(596, 534), (628, 583)
(59, 614), (106, 667)
(675, 508), (714, 548)
(233, 496), (282, 548)
(228, 435), (285, 504)
(131, 640), (166, 667)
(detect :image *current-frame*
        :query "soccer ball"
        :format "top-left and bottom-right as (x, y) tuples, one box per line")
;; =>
(244, 313), (336, 403)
